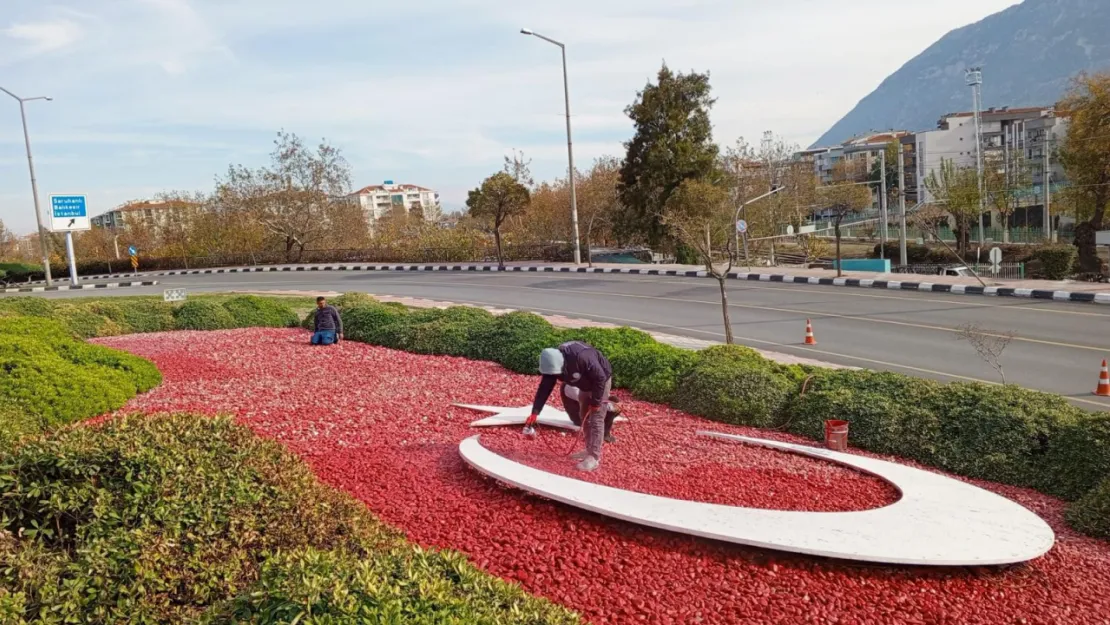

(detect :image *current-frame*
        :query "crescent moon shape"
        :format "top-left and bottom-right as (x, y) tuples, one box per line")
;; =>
(454, 403), (626, 431)
(458, 432), (1055, 566)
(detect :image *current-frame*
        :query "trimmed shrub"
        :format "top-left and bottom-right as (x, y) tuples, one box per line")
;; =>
(609, 342), (699, 404)
(1031, 245), (1077, 280)
(342, 303), (411, 347)
(786, 370), (943, 462)
(222, 295), (299, 328)
(173, 300), (236, 331)
(556, 327), (655, 362)
(117, 299), (177, 333)
(0, 262), (43, 282)
(0, 401), (46, 451)
(1067, 477), (1110, 540)
(1035, 412), (1110, 501)
(0, 415), (578, 624)
(672, 347), (799, 428)
(0, 296), (56, 318)
(330, 291), (376, 310)
(49, 303), (125, 339)
(873, 242), (931, 264)
(469, 312), (560, 374)
(397, 307), (499, 357)
(0, 318), (161, 430)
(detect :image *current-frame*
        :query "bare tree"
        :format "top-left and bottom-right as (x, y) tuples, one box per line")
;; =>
(663, 177), (737, 343)
(956, 323), (1015, 384)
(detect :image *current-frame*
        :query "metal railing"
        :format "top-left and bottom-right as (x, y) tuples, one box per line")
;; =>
(893, 262), (1026, 280)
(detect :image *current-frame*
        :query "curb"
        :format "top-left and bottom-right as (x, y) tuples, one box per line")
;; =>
(20, 264), (1110, 304)
(2, 280), (159, 294)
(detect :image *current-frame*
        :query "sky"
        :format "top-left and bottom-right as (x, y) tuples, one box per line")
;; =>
(0, 0), (1022, 235)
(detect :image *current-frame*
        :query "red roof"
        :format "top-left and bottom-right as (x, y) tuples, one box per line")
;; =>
(353, 184), (434, 195)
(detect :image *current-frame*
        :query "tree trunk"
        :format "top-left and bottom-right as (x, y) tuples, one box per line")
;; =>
(1076, 186), (1109, 273)
(493, 227), (505, 269)
(585, 219), (594, 268)
(834, 218), (843, 278)
(717, 275), (734, 345)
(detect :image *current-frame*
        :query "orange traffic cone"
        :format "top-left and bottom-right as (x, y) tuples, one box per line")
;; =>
(804, 319), (817, 346)
(1095, 360), (1110, 397)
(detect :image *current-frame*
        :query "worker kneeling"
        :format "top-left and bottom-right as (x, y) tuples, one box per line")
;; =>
(525, 341), (617, 472)
(311, 296), (343, 345)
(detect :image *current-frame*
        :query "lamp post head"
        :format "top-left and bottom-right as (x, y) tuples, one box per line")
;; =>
(520, 28), (533, 35)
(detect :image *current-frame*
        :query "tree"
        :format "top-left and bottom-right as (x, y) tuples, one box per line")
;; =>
(0, 220), (16, 260)
(924, 158), (981, 255)
(818, 161), (873, 277)
(956, 323), (1015, 384)
(662, 177), (737, 344)
(577, 156), (622, 266)
(1059, 72), (1110, 273)
(216, 131), (353, 262)
(504, 149), (535, 189)
(869, 139), (901, 208)
(618, 64), (719, 246)
(910, 203), (988, 287)
(984, 148), (1032, 243)
(466, 172), (530, 269)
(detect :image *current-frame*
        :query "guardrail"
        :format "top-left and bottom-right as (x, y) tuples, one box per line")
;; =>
(893, 262), (1026, 280)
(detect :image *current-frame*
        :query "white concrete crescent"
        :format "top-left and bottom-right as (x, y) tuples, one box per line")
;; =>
(454, 403), (626, 431)
(458, 431), (1055, 566)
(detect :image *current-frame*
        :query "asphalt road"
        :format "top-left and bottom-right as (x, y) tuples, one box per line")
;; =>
(11, 270), (1110, 410)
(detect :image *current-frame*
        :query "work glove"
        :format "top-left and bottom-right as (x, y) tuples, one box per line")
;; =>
(523, 413), (539, 438)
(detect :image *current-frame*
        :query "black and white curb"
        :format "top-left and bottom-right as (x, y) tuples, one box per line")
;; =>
(2, 280), (159, 294)
(24, 264), (1110, 304)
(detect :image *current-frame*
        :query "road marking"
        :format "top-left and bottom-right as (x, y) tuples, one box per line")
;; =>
(403, 292), (1110, 411)
(359, 277), (1110, 354)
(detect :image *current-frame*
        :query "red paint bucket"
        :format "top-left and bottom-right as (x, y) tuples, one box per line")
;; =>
(824, 420), (849, 451)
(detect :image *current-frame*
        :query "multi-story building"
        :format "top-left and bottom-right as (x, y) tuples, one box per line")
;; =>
(802, 131), (910, 187)
(348, 181), (441, 227)
(907, 106), (1069, 230)
(90, 199), (199, 233)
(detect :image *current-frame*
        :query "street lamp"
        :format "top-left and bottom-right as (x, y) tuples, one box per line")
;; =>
(521, 27), (582, 265)
(734, 185), (784, 267)
(0, 86), (54, 286)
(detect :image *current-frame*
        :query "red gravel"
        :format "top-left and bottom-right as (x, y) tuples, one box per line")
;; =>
(97, 329), (1110, 625)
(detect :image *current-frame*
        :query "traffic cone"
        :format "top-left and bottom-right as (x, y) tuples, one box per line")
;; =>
(1095, 360), (1110, 397)
(804, 319), (817, 346)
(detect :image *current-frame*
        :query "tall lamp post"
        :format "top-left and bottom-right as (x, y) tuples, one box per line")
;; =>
(521, 28), (582, 265)
(734, 185), (784, 267)
(0, 86), (54, 286)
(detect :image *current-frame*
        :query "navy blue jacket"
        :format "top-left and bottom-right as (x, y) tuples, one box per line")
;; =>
(531, 341), (612, 414)
(314, 305), (343, 334)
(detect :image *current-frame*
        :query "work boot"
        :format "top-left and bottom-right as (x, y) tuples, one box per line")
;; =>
(576, 456), (599, 472)
(604, 433), (617, 444)
(570, 449), (590, 461)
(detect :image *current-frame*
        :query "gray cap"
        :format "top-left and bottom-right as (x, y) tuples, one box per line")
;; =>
(539, 348), (564, 375)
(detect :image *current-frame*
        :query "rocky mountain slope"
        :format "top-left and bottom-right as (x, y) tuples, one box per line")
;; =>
(813, 0), (1110, 147)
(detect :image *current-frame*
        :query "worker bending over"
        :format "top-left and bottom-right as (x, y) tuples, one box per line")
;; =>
(525, 341), (615, 472)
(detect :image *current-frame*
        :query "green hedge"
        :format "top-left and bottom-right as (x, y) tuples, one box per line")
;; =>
(222, 295), (300, 329)
(1067, 477), (1110, 539)
(1031, 246), (1077, 280)
(0, 263), (42, 283)
(173, 300), (237, 331)
(0, 414), (578, 624)
(0, 317), (161, 439)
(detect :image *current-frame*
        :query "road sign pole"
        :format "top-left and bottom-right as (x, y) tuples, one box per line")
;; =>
(64, 231), (79, 286)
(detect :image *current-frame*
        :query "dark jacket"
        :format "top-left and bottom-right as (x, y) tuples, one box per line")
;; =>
(314, 305), (343, 334)
(531, 341), (612, 414)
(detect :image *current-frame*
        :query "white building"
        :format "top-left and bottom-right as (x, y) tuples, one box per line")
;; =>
(910, 106), (1069, 230)
(348, 181), (441, 227)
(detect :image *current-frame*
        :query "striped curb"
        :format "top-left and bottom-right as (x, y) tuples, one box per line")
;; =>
(2, 280), (159, 294)
(20, 264), (1110, 304)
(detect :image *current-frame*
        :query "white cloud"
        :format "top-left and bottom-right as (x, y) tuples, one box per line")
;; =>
(4, 19), (82, 55)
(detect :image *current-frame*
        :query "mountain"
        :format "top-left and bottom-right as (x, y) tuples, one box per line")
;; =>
(813, 0), (1110, 147)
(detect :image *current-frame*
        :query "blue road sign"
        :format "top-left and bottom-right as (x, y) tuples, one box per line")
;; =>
(51, 195), (87, 219)
(128, 246), (137, 257)
(736, 220), (748, 234)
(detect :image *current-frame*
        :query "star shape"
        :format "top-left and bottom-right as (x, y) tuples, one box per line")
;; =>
(453, 403), (626, 431)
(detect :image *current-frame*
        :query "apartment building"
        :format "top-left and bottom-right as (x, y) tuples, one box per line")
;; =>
(908, 106), (1069, 229)
(348, 181), (441, 227)
(90, 199), (198, 232)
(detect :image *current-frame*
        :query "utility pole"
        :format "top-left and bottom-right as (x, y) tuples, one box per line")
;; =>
(879, 148), (889, 258)
(1, 86), (54, 286)
(967, 67), (986, 246)
(898, 146), (908, 266)
(1043, 138), (1052, 242)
